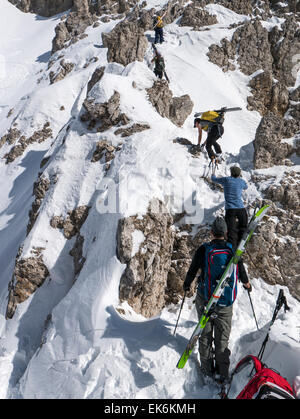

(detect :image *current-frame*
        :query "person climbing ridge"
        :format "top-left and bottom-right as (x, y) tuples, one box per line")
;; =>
(211, 166), (248, 249)
(151, 50), (165, 80)
(151, 44), (169, 82)
(153, 11), (167, 44)
(194, 113), (224, 163)
(183, 217), (252, 384)
(193, 107), (242, 163)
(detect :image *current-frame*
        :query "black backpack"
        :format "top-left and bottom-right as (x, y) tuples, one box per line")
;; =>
(155, 56), (165, 72)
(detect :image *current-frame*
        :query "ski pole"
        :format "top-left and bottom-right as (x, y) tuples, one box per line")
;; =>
(247, 289), (259, 330)
(173, 292), (186, 336)
(257, 289), (289, 362)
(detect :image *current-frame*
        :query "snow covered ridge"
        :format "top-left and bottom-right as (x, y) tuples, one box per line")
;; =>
(0, 0), (299, 399)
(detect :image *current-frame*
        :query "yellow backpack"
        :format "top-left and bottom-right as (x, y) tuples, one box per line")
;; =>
(156, 16), (164, 28)
(199, 111), (224, 131)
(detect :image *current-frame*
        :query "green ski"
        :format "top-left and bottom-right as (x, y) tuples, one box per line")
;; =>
(176, 204), (270, 369)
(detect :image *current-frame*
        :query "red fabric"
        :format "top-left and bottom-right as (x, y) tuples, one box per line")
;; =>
(234, 356), (294, 399)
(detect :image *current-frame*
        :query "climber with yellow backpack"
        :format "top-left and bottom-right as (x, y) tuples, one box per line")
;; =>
(153, 11), (167, 44)
(194, 107), (242, 163)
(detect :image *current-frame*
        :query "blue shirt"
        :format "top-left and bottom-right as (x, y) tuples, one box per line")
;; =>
(211, 175), (248, 209)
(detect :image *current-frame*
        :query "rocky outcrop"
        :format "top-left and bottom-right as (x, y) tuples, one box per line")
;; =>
(117, 199), (175, 318)
(208, 20), (273, 76)
(253, 113), (298, 169)
(51, 0), (96, 54)
(243, 191), (300, 302)
(114, 123), (150, 138)
(179, 2), (218, 29)
(6, 250), (49, 319)
(4, 122), (53, 164)
(69, 234), (86, 277)
(247, 71), (289, 117)
(9, 0), (73, 17)
(102, 21), (148, 67)
(81, 91), (130, 131)
(147, 80), (194, 127)
(0, 127), (21, 150)
(50, 206), (90, 239)
(87, 66), (105, 93)
(91, 139), (122, 172)
(49, 59), (75, 84)
(27, 176), (50, 234)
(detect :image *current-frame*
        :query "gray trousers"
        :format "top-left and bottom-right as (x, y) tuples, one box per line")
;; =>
(195, 294), (233, 378)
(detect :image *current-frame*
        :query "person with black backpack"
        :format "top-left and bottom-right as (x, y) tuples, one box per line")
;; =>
(151, 50), (166, 80)
(183, 217), (251, 384)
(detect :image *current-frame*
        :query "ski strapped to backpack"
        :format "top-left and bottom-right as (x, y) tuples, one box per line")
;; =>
(194, 107), (242, 118)
(194, 107), (242, 131)
(176, 204), (270, 369)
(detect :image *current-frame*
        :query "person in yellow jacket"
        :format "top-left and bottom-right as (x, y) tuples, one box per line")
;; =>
(154, 11), (167, 44)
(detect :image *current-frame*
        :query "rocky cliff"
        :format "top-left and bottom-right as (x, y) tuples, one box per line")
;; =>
(4, 0), (300, 320)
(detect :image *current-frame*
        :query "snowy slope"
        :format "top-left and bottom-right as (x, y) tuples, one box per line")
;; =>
(0, 0), (299, 399)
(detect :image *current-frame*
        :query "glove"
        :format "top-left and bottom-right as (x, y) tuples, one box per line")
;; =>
(243, 283), (252, 292)
(183, 283), (190, 292)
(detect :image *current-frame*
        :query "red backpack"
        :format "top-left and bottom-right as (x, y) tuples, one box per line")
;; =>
(230, 355), (295, 399)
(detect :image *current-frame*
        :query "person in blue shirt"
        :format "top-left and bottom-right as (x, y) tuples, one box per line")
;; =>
(211, 166), (248, 249)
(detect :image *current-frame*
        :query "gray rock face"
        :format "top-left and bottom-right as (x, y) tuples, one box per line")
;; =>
(247, 71), (289, 117)
(81, 91), (129, 132)
(117, 200), (175, 318)
(243, 194), (300, 302)
(147, 80), (194, 127)
(102, 21), (148, 67)
(253, 114), (294, 169)
(27, 176), (50, 234)
(4, 122), (53, 164)
(50, 206), (90, 240)
(9, 0), (73, 16)
(6, 252), (49, 319)
(209, 20), (273, 76)
(179, 2), (218, 29)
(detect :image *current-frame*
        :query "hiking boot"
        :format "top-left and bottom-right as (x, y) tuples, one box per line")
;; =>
(215, 373), (229, 385)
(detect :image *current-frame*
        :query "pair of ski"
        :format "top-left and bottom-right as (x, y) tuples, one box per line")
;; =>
(176, 204), (270, 370)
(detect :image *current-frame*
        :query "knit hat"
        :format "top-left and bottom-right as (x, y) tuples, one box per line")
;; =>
(230, 166), (241, 177)
(211, 216), (227, 237)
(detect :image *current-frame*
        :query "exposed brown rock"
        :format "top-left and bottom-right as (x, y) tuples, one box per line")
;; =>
(6, 253), (49, 319)
(9, 0), (73, 17)
(253, 114), (294, 169)
(179, 2), (218, 29)
(117, 199), (175, 318)
(27, 176), (50, 234)
(81, 91), (130, 131)
(102, 21), (148, 66)
(4, 123), (53, 164)
(50, 206), (90, 239)
(114, 123), (150, 137)
(49, 60), (75, 84)
(147, 80), (193, 127)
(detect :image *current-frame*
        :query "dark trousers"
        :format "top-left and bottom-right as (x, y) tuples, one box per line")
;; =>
(154, 69), (163, 79)
(206, 124), (224, 159)
(226, 208), (249, 284)
(195, 294), (232, 379)
(154, 27), (164, 44)
(225, 208), (248, 250)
